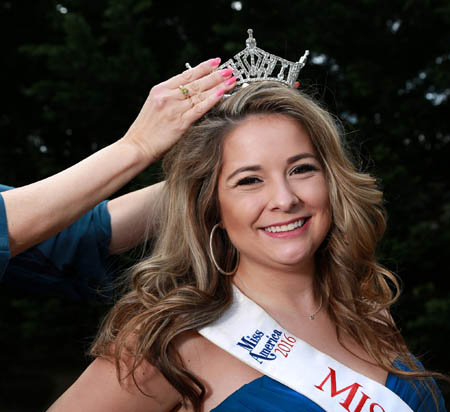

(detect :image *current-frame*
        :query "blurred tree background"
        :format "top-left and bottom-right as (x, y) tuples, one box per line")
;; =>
(0, 0), (449, 410)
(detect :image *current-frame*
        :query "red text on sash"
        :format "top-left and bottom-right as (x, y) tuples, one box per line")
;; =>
(314, 367), (386, 412)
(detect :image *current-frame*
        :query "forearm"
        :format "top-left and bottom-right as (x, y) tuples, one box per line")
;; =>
(4, 58), (235, 259)
(107, 181), (165, 254)
(3, 139), (152, 257)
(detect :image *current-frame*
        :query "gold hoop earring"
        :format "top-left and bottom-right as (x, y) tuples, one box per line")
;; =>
(209, 223), (239, 276)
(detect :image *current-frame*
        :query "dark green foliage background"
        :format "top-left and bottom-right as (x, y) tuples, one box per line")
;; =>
(0, 0), (449, 410)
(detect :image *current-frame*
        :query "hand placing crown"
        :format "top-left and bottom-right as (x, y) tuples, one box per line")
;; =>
(218, 28), (309, 90)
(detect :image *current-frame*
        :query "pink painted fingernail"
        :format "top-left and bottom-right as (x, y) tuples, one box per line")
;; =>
(216, 88), (226, 97)
(210, 57), (221, 67)
(221, 68), (233, 77)
(225, 76), (237, 86)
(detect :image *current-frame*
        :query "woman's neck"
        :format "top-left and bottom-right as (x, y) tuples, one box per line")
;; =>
(232, 259), (320, 320)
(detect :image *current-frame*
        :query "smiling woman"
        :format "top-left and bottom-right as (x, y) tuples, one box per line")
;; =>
(48, 82), (447, 412)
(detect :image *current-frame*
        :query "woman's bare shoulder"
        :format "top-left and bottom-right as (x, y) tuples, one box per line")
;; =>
(174, 329), (222, 372)
(47, 357), (181, 412)
(173, 330), (263, 411)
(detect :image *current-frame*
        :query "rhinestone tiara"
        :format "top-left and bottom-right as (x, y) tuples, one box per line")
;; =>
(219, 29), (309, 89)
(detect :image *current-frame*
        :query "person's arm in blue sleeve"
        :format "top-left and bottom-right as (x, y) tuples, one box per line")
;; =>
(1, 59), (232, 260)
(2, 138), (152, 260)
(0, 59), (233, 299)
(0, 182), (164, 300)
(0, 182), (113, 299)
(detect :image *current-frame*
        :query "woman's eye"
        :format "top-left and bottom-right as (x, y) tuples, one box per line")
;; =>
(236, 176), (262, 186)
(290, 164), (318, 175)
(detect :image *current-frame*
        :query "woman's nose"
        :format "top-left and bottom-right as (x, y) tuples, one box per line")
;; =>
(268, 180), (300, 211)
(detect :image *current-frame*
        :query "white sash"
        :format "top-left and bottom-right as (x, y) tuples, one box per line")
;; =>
(198, 287), (413, 412)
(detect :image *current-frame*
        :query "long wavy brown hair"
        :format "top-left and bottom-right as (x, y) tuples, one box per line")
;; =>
(91, 82), (444, 410)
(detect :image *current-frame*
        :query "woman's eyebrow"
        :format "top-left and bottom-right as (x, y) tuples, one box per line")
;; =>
(226, 165), (261, 182)
(286, 153), (316, 164)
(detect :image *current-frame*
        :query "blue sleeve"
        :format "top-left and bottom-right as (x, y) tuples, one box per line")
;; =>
(0, 184), (115, 301)
(0, 185), (12, 280)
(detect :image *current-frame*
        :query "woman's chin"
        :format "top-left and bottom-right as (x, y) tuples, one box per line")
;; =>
(262, 252), (315, 272)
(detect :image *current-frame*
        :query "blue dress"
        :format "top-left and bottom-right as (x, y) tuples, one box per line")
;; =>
(212, 362), (447, 411)
(0, 184), (113, 300)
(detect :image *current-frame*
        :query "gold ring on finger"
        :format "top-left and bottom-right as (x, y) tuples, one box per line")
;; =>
(179, 85), (190, 99)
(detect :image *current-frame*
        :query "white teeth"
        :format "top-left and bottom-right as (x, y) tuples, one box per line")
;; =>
(264, 218), (306, 233)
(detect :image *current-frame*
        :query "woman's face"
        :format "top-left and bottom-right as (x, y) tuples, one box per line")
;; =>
(217, 114), (331, 274)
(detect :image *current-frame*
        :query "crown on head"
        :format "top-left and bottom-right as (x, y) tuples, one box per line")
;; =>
(219, 29), (309, 89)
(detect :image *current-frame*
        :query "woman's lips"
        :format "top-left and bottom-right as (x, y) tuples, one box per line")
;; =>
(261, 217), (311, 238)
